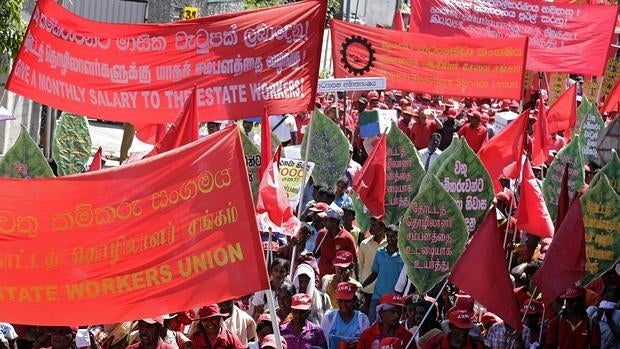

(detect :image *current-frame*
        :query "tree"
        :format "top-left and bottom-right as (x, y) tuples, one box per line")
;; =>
(0, 0), (26, 73)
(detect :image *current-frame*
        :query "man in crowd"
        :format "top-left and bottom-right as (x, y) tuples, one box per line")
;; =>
(127, 318), (174, 349)
(321, 251), (362, 308)
(458, 111), (488, 152)
(418, 133), (442, 172)
(218, 299), (257, 346)
(280, 294), (328, 349)
(357, 293), (412, 348)
(545, 286), (601, 349)
(410, 109), (443, 150)
(358, 216), (387, 316)
(314, 205), (358, 279)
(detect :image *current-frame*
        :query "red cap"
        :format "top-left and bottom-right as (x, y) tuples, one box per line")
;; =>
(521, 300), (543, 315)
(449, 309), (474, 329)
(447, 109), (458, 118)
(421, 93), (432, 101)
(257, 313), (274, 323)
(401, 106), (415, 117)
(335, 281), (357, 300)
(399, 98), (411, 107)
(501, 99), (511, 109)
(291, 293), (312, 310)
(193, 304), (228, 320)
(379, 293), (404, 307)
(495, 189), (515, 208)
(309, 202), (330, 212)
(333, 250), (353, 268)
(261, 334), (287, 349)
(367, 91), (380, 101)
(561, 286), (586, 299)
(468, 111), (482, 120)
(379, 337), (402, 349)
(141, 317), (164, 325)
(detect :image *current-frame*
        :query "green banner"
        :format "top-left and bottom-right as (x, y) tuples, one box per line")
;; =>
(543, 134), (585, 222)
(240, 130), (261, 203)
(0, 126), (54, 178)
(434, 140), (494, 234)
(581, 175), (620, 284)
(53, 113), (92, 176)
(589, 150), (620, 195)
(398, 175), (468, 294)
(575, 96), (591, 135)
(301, 110), (350, 188)
(578, 103), (605, 165)
(384, 123), (425, 225)
(352, 194), (372, 235)
(427, 136), (461, 175)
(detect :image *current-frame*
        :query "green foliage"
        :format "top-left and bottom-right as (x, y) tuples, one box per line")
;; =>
(0, 0), (26, 73)
(245, 0), (284, 10)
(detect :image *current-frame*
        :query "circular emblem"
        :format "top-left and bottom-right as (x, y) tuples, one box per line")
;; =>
(340, 35), (376, 76)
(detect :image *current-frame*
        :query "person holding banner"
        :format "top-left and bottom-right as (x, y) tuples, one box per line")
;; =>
(126, 319), (174, 349)
(189, 305), (244, 349)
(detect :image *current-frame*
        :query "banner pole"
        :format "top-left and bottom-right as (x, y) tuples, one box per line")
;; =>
(520, 286), (537, 323)
(266, 279), (284, 349)
(502, 197), (515, 260)
(289, 109), (316, 278)
(538, 305), (545, 344)
(404, 278), (450, 349)
(596, 76), (605, 105)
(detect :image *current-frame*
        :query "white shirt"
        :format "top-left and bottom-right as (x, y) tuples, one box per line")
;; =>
(222, 305), (257, 346)
(418, 148), (442, 171)
(269, 114), (297, 143)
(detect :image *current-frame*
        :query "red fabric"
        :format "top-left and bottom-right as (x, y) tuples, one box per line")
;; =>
(357, 323), (413, 349)
(545, 315), (601, 348)
(397, 119), (411, 135)
(409, 0), (618, 75)
(144, 86), (199, 158)
(457, 124), (488, 152)
(190, 328), (244, 349)
(256, 145), (294, 228)
(315, 228), (357, 278)
(555, 165), (570, 230)
(392, 9), (405, 31)
(515, 160), (554, 238)
(547, 84), (577, 134)
(531, 99), (551, 166)
(477, 111), (529, 193)
(0, 125), (269, 325)
(88, 146), (104, 172)
(532, 196), (586, 305)
(259, 109), (272, 181)
(410, 120), (441, 149)
(331, 20), (528, 99)
(602, 76), (620, 114)
(135, 124), (167, 145)
(353, 133), (387, 218)
(6, 0), (326, 123)
(450, 210), (523, 332)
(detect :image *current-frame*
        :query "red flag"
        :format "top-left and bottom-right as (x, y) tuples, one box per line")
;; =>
(134, 123), (167, 145)
(531, 99), (551, 166)
(392, 9), (405, 31)
(516, 160), (554, 238)
(353, 133), (387, 218)
(478, 110), (529, 193)
(602, 77), (620, 114)
(450, 210), (523, 331)
(88, 146), (104, 172)
(555, 165), (570, 230)
(547, 84), (577, 134)
(259, 109), (272, 181)
(532, 196), (586, 305)
(144, 87), (199, 158)
(256, 145), (295, 228)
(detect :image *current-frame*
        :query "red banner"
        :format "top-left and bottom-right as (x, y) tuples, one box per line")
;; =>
(331, 19), (527, 99)
(6, 0), (326, 123)
(0, 126), (268, 325)
(409, 0), (618, 76)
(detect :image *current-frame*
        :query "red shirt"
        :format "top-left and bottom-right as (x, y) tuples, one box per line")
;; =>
(410, 119), (440, 149)
(356, 323), (412, 349)
(437, 334), (484, 349)
(315, 227), (357, 278)
(397, 119), (412, 135)
(190, 328), (244, 349)
(457, 124), (488, 152)
(545, 315), (601, 349)
(126, 339), (175, 349)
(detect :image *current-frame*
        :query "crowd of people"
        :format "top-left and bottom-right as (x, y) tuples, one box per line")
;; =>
(10, 86), (619, 349)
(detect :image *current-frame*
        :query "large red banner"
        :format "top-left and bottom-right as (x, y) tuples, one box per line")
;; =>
(331, 19), (527, 99)
(409, 0), (618, 76)
(6, 0), (326, 123)
(0, 126), (268, 325)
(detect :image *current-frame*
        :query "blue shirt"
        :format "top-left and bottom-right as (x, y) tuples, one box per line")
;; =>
(371, 247), (404, 299)
(333, 194), (352, 208)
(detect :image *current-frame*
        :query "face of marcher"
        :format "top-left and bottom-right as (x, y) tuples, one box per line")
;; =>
(386, 230), (398, 248)
(201, 317), (223, 336)
(218, 300), (234, 317)
(137, 321), (161, 347)
(449, 326), (469, 347)
(277, 290), (293, 311)
(470, 117), (480, 128)
(323, 217), (340, 232)
(242, 121), (254, 134)
(335, 265), (352, 282)
(298, 274), (311, 294)
(380, 308), (402, 327)
(414, 305), (427, 325)
(337, 298), (355, 316)
(565, 298), (585, 314)
(271, 263), (288, 284)
(291, 309), (310, 325)
(49, 327), (73, 349)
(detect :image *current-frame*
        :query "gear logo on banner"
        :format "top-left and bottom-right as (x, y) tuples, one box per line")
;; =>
(340, 35), (376, 76)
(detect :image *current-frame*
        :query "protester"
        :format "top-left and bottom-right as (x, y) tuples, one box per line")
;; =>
(189, 305), (244, 349)
(249, 314), (277, 349)
(418, 133), (442, 172)
(341, 205), (361, 244)
(405, 298), (444, 348)
(457, 111), (488, 152)
(358, 217), (387, 315)
(269, 114), (297, 146)
(357, 293), (412, 348)
(126, 319), (174, 349)
(218, 299), (258, 345)
(292, 263), (332, 324)
(361, 225), (404, 323)
(545, 286), (601, 349)
(314, 205), (358, 279)
(252, 258), (291, 319)
(321, 251), (362, 309)
(398, 107), (415, 135)
(521, 300), (544, 348)
(333, 179), (352, 208)
(260, 334), (287, 349)
(280, 294), (328, 349)
(410, 109), (443, 150)
(426, 310), (485, 349)
(321, 282), (370, 349)
(275, 283), (297, 325)
(586, 286), (620, 349)
(242, 120), (260, 147)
